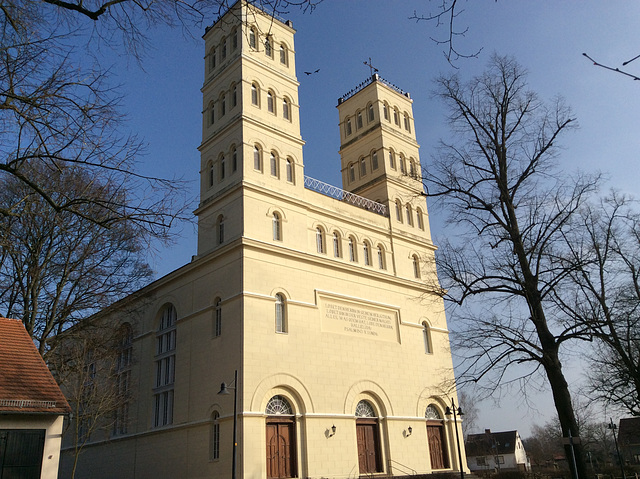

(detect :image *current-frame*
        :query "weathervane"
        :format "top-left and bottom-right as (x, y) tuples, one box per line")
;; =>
(364, 57), (379, 76)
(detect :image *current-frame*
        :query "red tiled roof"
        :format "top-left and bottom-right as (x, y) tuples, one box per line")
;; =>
(0, 318), (70, 414)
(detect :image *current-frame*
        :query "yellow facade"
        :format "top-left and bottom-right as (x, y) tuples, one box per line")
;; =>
(60, 2), (467, 478)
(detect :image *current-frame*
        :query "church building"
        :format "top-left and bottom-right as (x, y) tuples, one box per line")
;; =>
(60, 1), (468, 478)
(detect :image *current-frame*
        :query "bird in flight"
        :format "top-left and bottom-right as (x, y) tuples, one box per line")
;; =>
(304, 69), (320, 75)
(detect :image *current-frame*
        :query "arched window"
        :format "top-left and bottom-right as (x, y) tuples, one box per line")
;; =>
(214, 298), (222, 337)
(395, 200), (402, 222)
(217, 215), (225, 244)
(154, 304), (176, 427)
(249, 28), (257, 49)
(393, 108), (399, 126)
(383, 102), (389, 121)
(286, 159), (294, 183)
(359, 158), (366, 177)
(368, 103), (374, 122)
(416, 208), (424, 230)
(406, 204), (413, 226)
(210, 47), (216, 70)
(270, 152), (278, 177)
(266, 395), (293, 415)
(356, 111), (363, 129)
(208, 161), (215, 187)
(404, 113), (411, 132)
(267, 90), (274, 113)
(388, 150), (395, 169)
(316, 227), (325, 254)
(409, 159), (416, 178)
(231, 146), (238, 172)
(422, 322), (432, 354)
(221, 37), (227, 60)
(345, 117), (352, 136)
(377, 245), (385, 270)
(273, 212), (282, 241)
(349, 163), (355, 183)
(265, 37), (272, 57)
(254, 145), (262, 171)
(209, 101), (215, 125)
(333, 232), (341, 258)
(219, 154), (226, 181)
(371, 150), (379, 170)
(283, 98), (290, 120)
(280, 44), (287, 65)
(114, 323), (133, 436)
(275, 294), (286, 333)
(231, 28), (238, 50)
(400, 156), (406, 174)
(232, 84), (237, 107)
(251, 83), (259, 106)
(363, 241), (371, 266)
(413, 255), (420, 279)
(348, 237), (356, 262)
(220, 93), (226, 116)
(211, 411), (220, 460)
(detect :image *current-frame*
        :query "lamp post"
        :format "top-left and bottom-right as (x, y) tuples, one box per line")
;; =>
(218, 370), (238, 479)
(608, 417), (626, 479)
(445, 397), (465, 479)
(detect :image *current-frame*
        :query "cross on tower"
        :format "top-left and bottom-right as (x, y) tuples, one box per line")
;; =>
(363, 57), (379, 76)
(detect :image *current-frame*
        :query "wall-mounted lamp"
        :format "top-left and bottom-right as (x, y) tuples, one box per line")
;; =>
(407, 426), (413, 436)
(329, 424), (337, 437)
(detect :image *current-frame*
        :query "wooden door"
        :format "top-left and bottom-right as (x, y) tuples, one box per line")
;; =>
(356, 421), (382, 474)
(427, 424), (449, 470)
(266, 421), (296, 478)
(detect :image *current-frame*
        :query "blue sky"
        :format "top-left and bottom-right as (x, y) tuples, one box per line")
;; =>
(107, 1), (640, 436)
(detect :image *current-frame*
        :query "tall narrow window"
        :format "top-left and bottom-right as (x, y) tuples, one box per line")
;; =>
(250, 29), (257, 49)
(316, 228), (324, 253)
(383, 102), (389, 120)
(211, 412), (220, 460)
(393, 108), (399, 125)
(254, 145), (262, 171)
(214, 298), (222, 337)
(371, 150), (379, 170)
(210, 48), (216, 70)
(210, 102), (215, 125)
(406, 205), (413, 226)
(232, 28), (238, 50)
(349, 163), (355, 183)
(356, 111), (363, 129)
(360, 158), (366, 177)
(404, 113), (411, 132)
(286, 159), (293, 183)
(251, 83), (259, 106)
(400, 156), (406, 174)
(208, 162), (214, 187)
(220, 94), (226, 116)
(275, 294), (286, 333)
(280, 44), (287, 64)
(221, 38), (227, 60)
(267, 91), (274, 113)
(395, 201), (402, 222)
(389, 150), (395, 169)
(416, 208), (424, 230)
(232, 84), (237, 107)
(333, 232), (341, 258)
(217, 215), (225, 244)
(346, 118), (352, 136)
(114, 323), (133, 436)
(363, 242), (371, 266)
(154, 304), (176, 427)
(368, 103), (374, 122)
(219, 155), (226, 180)
(273, 212), (282, 241)
(377, 246), (385, 269)
(348, 237), (356, 262)
(265, 38), (272, 57)
(413, 255), (421, 279)
(423, 322), (432, 354)
(232, 147), (238, 172)
(283, 98), (290, 120)
(270, 152), (278, 177)
(409, 160), (416, 178)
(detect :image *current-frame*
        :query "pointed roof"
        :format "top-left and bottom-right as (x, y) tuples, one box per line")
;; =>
(465, 429), (520, 456)
(0, 317), (70, 414)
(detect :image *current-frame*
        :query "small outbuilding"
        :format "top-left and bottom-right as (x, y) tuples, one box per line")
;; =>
(466, 429), (531, 472)
(0, 317), (71, 479)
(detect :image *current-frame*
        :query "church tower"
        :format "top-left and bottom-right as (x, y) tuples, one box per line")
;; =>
(197, 1), (304, 257)
(337, 74), (432, 241)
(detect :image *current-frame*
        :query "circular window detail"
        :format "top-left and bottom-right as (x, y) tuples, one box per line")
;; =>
(425, 404), (442, 420)
(355, 400), (376, 418)
(265, 395), (293, 415)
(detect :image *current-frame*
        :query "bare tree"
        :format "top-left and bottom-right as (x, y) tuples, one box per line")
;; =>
(50, 321), (134, 479)
(0, 162), (153, 357)
(425, 54), (600, 479)
(457, 390), (479, 439)
(555, 193), (640, 415)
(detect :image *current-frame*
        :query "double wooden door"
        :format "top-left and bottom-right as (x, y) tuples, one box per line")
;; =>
(356, 420), (382, 474)
(427, 424), (449, 470)
(266, 420), (296, 478)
